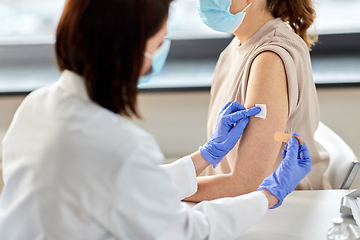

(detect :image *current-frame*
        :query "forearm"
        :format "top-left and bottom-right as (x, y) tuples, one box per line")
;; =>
(184, 172), (263, 202)
(189, 151), (211, 176)
(184, 174), (279, 209)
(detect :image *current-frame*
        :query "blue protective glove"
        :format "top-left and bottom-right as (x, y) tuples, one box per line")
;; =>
(200, 101), (261, 168)
(257, 133), (312, 209)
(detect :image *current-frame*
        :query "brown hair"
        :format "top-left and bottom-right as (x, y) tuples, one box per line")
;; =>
(56, 0), (172, 117)
(266, 0), (318, 49)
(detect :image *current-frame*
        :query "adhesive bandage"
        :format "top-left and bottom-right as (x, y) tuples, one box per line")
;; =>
(255, 104), (267, 119)
(274, 132), (303, 146)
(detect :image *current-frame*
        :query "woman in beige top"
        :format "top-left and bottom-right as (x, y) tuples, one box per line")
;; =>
(186, 0), (330, 202)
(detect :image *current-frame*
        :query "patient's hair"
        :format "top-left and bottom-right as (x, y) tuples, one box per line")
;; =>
(266, 0), (318, 49)
(56, 0), (172, 117)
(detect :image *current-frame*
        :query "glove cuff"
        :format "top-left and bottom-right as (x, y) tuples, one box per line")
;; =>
(199, 146), (221, 168)
(257, 173), (284, 209)
(267, 188), (283, 209)
(257, 186), (283, 209)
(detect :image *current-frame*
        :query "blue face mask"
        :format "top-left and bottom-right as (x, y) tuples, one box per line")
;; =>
(138, 39), (171, 85)
(197, 0), (252, 33)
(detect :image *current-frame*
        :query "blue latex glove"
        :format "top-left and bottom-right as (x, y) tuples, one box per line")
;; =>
(200, 101), (261, 168)
(257, 133), (312, 209)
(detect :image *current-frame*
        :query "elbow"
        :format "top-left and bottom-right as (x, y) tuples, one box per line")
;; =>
(228, 172), (265, 197)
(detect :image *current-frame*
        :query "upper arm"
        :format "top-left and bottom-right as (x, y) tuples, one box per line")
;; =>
(232, 51), (289, 190)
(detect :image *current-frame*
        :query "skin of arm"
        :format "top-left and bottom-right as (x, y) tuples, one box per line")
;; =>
(185, 51), (289, 202)
(190, 151), (211, 176)
(189, 151), (280, 208)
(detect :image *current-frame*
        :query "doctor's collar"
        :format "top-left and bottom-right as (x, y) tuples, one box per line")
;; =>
(57, 70), (91, 102)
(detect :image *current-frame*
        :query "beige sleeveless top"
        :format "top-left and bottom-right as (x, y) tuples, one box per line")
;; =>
(207, 18), (330, 190)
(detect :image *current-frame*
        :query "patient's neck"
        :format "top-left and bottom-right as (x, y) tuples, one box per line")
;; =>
(234, 9), (275, 45)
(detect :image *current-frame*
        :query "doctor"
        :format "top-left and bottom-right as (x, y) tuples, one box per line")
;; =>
(0, 0), (311, 239)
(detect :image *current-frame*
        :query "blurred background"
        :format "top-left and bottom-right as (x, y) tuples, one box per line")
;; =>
(1, 0), (360, 42)
(1, 0), (360, 186)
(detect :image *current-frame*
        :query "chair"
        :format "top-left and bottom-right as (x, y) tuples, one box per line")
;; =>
(314, 122), (360, 189)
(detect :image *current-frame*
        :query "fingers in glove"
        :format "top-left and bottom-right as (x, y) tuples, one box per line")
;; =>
(289, 136), (300, 148)
(222, 101), (246, 116)
(227, 116), (250, 141)
(291, 132), (300, 137)
(284, 137), (300, 161)
(288, 134), (312, 172)
(299, 142), (310, 159)
(282, 149), (287, 159)
(231, 101), (247, 111)
(244, 107), (261, 117)
(217, 102), (232, 123)
(291, 132), (310, 160)
(220, 110), (248, 128)
(223, 106), (261, 125)
(220, 102), (232, 115)
(298, 142), (312, 172)
(299, 157), (312, 173)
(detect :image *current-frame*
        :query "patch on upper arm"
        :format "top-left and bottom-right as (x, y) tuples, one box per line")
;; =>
(274, 132), (303, 146)
(255, 104), (267, 119)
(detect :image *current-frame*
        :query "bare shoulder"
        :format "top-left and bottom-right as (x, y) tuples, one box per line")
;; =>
(251, 51), (286, 80)
(245, 50), (287, 109)
(254, 50), (283, 63)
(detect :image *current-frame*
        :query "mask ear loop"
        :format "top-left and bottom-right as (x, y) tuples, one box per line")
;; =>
(241, 2), (252, 12)
(144, 52), (153, 59)
(152, 39), (171, 59)
(143, 39), (171, 60)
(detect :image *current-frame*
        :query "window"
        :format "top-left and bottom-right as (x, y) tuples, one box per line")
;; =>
(314, 0), (360, 35)
(1, 0), (360, 43)
(0, 0), (65, 44)
(0, 0), (360, 94)
(0, 0), (230, 44)
(310, 0), (360, 86)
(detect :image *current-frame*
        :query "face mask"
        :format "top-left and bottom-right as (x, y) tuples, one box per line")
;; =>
(198, 0), (252, 33)
(138, 39), (171, 85)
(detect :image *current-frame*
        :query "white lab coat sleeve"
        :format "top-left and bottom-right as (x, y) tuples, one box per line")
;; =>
(160, 156), (197, 200)
(110, 133), (268, 240)
(159, 191), (269, 240)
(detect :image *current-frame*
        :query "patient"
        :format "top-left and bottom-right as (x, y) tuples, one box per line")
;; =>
(186, 0), (330, 202)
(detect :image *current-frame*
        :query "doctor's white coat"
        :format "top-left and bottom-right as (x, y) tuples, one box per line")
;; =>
(0, 71), (268, 240)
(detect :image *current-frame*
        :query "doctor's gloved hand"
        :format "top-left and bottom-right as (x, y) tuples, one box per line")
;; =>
(257, 133), (312, 209)
(200, 101), (260, 168)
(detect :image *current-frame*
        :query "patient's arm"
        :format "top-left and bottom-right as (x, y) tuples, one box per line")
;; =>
(190, 151), (211, 176)
(185, 51), (289, 202)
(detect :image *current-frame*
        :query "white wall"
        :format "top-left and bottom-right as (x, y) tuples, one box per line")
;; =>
(1, 87), (360, 188)
(133, 92), (210, 158)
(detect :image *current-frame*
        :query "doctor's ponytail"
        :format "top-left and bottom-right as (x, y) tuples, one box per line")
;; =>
(266, 0), (317, 50)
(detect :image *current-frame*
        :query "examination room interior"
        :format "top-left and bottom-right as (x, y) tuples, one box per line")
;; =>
(1, 0), (360, 193)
